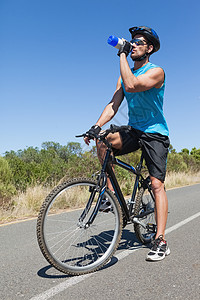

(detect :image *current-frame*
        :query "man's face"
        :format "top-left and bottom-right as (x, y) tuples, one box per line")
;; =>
(130, 34), (153, 61)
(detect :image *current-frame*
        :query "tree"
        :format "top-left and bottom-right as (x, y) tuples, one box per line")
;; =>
(66, 142), (82, 156)
(169, 144), (176, 154)
(181, 148), (189, 155)
(190, 147), (200, 161)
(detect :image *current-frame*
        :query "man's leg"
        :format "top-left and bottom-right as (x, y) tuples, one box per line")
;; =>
(96, 132), (123, 190)
(150, 176), (168, 239)
(146, 176), (170, 261)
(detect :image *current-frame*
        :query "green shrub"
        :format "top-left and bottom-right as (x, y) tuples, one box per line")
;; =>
(3, 142), (200, 197)
(167, 153), (188, 172)
(0, 156), (16, 208)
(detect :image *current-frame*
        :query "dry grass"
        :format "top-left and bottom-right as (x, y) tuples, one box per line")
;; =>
(0, 185), (51, 223)
(165, 171), (200, 190)
(1, 171), (200, 223)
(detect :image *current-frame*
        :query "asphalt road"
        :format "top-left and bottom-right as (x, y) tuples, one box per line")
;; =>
(0, 184), (200, 300)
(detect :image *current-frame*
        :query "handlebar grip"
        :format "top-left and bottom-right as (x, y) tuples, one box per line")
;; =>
(75, 134), (85, 138)
(76, 125), (132, 140)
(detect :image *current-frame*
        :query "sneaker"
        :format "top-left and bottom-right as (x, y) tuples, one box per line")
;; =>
(99, 198), (112, 212)
(146, 235), (170, 261)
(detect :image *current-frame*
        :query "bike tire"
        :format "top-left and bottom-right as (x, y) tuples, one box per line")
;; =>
(37, 178), (122, 275)
(134, 184), (156, 244)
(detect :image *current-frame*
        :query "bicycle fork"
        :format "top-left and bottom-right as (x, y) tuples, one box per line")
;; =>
(78, 149), (111, 227)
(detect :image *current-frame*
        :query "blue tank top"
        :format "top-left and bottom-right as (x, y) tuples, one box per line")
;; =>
(121, 62), (169, 136)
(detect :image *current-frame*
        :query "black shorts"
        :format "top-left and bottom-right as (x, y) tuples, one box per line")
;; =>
(112, 128), (170, 182)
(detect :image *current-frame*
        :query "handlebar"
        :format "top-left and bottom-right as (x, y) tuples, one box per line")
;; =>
(76, 124), (132, 142)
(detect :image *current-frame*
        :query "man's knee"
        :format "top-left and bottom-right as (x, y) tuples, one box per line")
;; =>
(96, 132), (122, 164)
(150, 176), (165, 194)
(108, 132), (123, 150)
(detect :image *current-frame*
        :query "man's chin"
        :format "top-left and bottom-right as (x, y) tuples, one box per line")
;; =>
(130, 54), (140, 61)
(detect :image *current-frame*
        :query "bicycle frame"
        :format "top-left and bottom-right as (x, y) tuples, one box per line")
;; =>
(83, 146), (151, 227)
(106, 150), (144, 221)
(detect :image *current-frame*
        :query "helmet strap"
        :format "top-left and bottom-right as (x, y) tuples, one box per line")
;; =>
(132, 53), (148, 61)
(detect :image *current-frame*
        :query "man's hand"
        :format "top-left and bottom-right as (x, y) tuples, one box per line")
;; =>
(117, 40), (133, 57)
(84, 125), (101, 145)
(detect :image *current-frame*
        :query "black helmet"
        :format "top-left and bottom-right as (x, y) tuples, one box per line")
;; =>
(129, 26), (160, 53)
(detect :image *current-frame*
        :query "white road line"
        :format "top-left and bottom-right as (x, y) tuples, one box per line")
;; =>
(29, 274), (92, 300)
(165, 211), (200, 235)
(30, 211), (200, 300)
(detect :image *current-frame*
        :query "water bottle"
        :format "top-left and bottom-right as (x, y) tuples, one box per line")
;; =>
(107, 35), (124, 50)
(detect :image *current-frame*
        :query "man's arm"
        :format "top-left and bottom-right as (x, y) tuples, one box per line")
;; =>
(95, 76), (124, 127)
(120, 53), (165, 93)
(84, 77), (124, 145)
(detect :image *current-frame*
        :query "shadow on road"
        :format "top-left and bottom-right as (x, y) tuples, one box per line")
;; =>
(37, 228), (145, 279)
(119, 227), (142, 250)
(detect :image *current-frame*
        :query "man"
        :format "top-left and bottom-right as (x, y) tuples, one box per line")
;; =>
(84, 26), (170, 261)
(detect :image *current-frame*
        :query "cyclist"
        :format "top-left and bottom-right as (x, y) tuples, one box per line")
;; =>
(84, 26), (170, 262)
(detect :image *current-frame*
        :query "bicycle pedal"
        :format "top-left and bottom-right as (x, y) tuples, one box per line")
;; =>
(147, 223), (157, 233)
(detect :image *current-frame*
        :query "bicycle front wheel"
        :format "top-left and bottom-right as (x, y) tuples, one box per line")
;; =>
(134, 184), (156, 244)
(37, 178), (122, 275)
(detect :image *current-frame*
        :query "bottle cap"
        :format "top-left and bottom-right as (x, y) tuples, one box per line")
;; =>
(107, 35), (119, 47)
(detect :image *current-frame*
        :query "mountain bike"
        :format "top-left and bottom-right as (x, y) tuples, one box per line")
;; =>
(37, 125), (156, 275)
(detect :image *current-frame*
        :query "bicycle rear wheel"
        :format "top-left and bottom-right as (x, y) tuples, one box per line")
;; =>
(134, 182), (156, 244)
(37, 178), (122, 275)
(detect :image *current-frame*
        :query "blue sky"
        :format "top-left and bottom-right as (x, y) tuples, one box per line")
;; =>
(0, 0), (200, 155)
